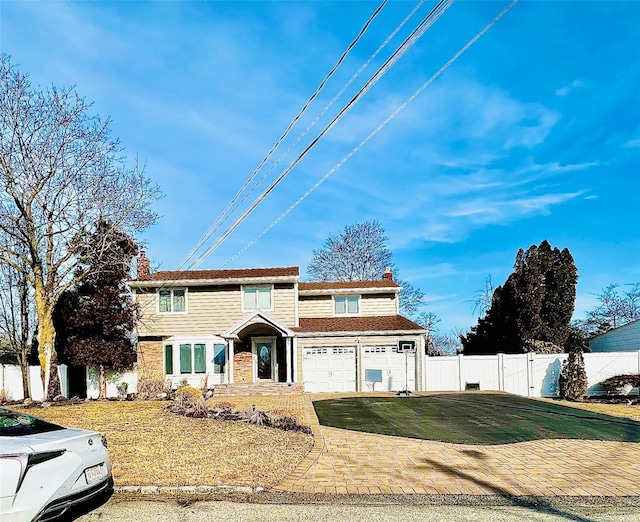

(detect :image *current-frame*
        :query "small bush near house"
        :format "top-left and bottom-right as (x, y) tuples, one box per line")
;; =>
(559, 348), (588, 401)
(166, 387), (208, 418)
(271, 414), (311, 434)
(137, 369), (171, 399)
(0, 388), (12, 404)
(166, 398), (311, 434)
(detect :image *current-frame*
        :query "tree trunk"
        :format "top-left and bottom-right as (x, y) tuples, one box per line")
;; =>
(20, 360), (30, 400)
(98, 365), (107, 399)
(34, 280), (60, 400)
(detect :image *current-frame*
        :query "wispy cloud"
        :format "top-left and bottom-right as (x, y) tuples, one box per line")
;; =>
(555, 79), (585, 97)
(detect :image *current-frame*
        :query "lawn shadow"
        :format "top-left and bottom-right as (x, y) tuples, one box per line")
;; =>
(420, 455), (596, 522)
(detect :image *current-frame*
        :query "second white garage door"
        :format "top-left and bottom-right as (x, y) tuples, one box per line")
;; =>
(361, 345), (416, 392)
(302, 346), (356, 393)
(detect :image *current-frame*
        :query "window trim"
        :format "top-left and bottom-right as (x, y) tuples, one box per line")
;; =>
(241, 284), (274, 312)
(333, 294), (361, 316)
(157, 287), (188, 314)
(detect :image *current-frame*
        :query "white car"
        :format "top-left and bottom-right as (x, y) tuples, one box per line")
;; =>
(0, 408), (113, 522)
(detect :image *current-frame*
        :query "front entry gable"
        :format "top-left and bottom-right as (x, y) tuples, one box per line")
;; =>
(222, 310), (295, 340)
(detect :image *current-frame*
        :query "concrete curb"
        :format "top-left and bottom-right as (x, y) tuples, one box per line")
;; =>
(115, 485), (265, 495)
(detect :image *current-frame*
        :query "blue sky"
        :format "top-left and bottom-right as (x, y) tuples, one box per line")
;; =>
(1, 1), (639, 335)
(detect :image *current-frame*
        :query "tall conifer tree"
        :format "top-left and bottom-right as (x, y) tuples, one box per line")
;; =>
(55, 221), (139, 398)
(461, 240), (577, 354)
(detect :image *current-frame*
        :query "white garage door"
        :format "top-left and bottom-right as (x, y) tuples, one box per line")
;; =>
(303, 346), (356, 393)
(362, 346), (416, 392)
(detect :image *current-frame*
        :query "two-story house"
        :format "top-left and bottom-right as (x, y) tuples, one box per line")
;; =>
(129, 253), (426, 393)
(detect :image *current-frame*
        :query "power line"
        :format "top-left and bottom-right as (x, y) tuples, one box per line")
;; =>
(222, 0), (519, 268)
(189, 0), (454, 269)
(187, 0), (430, 269)
(176, 0), (388, 271)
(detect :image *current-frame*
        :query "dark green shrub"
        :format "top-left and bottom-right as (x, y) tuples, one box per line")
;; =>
(559, 348), (588, 401)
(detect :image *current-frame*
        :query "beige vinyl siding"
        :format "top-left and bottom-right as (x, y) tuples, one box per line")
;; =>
(360, 293), (397, 316)
(298, 295), (333, 318)
(135, 283), (297, 336)
(298, 292), (397, 318)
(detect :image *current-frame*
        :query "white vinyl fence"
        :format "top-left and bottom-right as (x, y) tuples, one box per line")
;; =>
(423, 351), (640, 397)
(1, 351), (639, 400)
(0, 364), (68, 401)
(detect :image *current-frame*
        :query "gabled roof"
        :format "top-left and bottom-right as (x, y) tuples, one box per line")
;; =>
(223, 310), (296, 339)
(130, 266), (299, 287)
(294, 315), (425, 335)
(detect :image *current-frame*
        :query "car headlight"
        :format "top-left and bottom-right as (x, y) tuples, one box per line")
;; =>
(101, 435), (108, 447)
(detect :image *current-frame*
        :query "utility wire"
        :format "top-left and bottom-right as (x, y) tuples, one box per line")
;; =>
(222, 0), (519, 268)
(135, 0), (392, 317)
(189, 0), (430, 267)
(176, 0), (388, 271)
(190, 0), (454, 270)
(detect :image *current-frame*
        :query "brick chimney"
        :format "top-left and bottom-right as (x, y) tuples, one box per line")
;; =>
(137, 250), (151, 280)
(382, 266), (393, 282)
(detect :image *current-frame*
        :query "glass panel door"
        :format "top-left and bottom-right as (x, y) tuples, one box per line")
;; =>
(257, 341), (272, 380)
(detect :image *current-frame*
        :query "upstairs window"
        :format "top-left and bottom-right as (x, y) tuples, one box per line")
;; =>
(243, 285), (272, 311)
(334, 295), (360, 315)
(158, 288), (186, 313)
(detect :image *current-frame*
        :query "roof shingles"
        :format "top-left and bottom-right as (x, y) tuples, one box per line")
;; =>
(294, 315), (424, 333)
(141, 266), (299, 281)
(299, 280), (399, 290)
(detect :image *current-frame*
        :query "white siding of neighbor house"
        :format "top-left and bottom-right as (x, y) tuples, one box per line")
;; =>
(589, 320), (640, 352)
(135, 284), (297, 336)
(298, 293), (397, 318)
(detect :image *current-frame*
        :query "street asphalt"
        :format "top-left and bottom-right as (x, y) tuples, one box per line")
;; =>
(76, 494), (640, 522)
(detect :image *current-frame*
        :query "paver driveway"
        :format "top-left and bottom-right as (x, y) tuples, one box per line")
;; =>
(274, 393), (640, 496)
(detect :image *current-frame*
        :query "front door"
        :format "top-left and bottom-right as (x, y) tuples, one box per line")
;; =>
(256, 339), (274, 380)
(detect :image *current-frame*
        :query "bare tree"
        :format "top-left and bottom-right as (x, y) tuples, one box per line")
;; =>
(307, 220), (392, 281)
(307, 220), (425, 317)
(0, 241), (34, 398)
(470, 274), (494, 316)
(578, 283), (640, 337)
(0, 56), (161, 399)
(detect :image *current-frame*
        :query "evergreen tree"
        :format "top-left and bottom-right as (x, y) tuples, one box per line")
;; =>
(55, 220), (139, 399)
(558, 348), (588, 401)
(462, 240), (577, 354)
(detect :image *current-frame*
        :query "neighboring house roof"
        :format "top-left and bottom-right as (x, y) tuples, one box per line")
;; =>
(588, 318), (640, 352)
(130, 266), (299, 287)
(294, 315), (425, 335)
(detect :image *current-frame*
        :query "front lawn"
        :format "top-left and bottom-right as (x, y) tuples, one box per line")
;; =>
(313, 392), (640, 444)
(14, 400), (313, 487)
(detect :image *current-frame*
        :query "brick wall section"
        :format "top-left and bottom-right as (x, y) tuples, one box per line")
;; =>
(138, 341), (163, 376)
(234, 351), (253, 383)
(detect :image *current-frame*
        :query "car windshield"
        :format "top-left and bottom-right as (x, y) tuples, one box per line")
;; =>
(0, 409), (65, 436)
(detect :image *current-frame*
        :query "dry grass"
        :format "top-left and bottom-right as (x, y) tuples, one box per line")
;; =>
(555, 400), (640, 421)
(15, 400), (314, 487)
